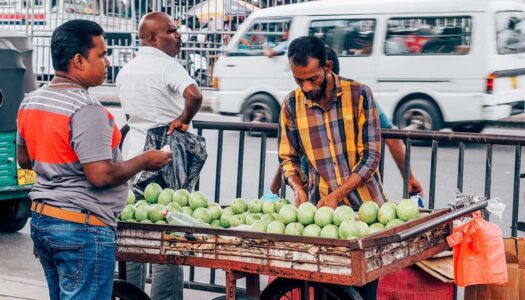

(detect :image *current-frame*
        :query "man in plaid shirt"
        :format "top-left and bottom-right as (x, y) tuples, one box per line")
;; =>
(279, 36), (388, 210)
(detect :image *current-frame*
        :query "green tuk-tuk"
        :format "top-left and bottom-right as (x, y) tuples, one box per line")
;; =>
(0, 29), (37, 232)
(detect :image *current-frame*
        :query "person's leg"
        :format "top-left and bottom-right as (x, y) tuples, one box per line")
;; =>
(125, 262), (147, 290)
(33, 214), (117, 299)
(91, 226), (118, 299)
(150, 264), (184, 300)
(30, 213), (60, 300)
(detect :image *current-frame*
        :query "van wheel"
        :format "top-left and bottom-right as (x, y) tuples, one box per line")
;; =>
(394, 99), (443, 146)
(394, 99), (443, 131)
(242, 94), (280, 137)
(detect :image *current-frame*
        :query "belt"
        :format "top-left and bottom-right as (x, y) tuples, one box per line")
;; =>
(31, 201), (108, 227)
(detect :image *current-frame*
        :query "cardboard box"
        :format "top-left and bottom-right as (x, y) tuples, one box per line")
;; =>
(416, 255), (454, 283)
(464, 238), (524, 300)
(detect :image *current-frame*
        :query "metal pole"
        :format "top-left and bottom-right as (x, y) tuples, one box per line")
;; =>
(402, 138), (411, 199)
(511, 144), (521, 237)
(258, 132), (267, 198)
(429, 140), (438, 209)
(456, 142), (465, 193)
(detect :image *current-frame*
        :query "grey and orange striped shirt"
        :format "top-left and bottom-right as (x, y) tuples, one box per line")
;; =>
(278, 75), (387, 208)
(17, 86), (127, 226)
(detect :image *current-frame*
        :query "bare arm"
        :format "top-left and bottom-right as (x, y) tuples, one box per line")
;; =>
(386, 138), (413, 179)
(270, 166), (282, 195)
(167, 84), (203, 135)
(17, 145), (32, 170)
(385, 138), (424, 195)
(83, 150), (171, 188)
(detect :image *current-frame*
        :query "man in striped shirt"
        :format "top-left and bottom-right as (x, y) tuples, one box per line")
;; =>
(17, 20), (171, 299)
(279, 36), (388, 210)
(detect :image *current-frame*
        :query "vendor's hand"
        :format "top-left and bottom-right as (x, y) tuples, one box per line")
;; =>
(293, 187), (308, 207)
(316, 196), (339, 209)
(408, 176), (424, 196)
(142, 149), (172, 171)
(167, 118), (189, 135)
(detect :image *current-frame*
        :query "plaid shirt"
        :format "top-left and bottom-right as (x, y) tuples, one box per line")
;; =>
(278, 75), (387, 208)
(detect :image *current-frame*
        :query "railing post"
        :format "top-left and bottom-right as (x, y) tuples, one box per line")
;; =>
(236, 131), (245, 198)
(402, 138), (411, 199)
(456, 142), (465, 193)
(429, 140), (438, 209)
(511, 144), (521, 237)
(258, 132), (267, 198)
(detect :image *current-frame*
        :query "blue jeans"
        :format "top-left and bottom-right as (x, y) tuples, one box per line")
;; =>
(30, 212), (116, 300)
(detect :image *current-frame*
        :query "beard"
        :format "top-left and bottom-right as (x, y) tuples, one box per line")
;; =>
(304, 72), (328, 102)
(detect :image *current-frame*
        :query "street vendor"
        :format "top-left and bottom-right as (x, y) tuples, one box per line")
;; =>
(271, 46), (423, 197)
(116, 11), (203, 300)
(278, 37), (386, 298)
(16, 19), (172, 299)
(279, 36), (387, 209)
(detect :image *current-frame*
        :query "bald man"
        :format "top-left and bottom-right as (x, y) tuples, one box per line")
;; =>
(117, 12), (203, 299)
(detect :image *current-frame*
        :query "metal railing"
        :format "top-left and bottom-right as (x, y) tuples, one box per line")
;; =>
(183, 120), (524, 294)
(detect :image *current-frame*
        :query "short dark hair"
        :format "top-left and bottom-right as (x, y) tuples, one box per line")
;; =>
(51, 20), (104, 72)
(288, 36), (326, 68)
(325, 46), (340, 75)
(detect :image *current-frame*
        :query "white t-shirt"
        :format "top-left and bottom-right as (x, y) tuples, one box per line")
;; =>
(116, 46), (196, 159)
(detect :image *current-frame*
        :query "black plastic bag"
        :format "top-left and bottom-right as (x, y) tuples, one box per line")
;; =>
(133, 126), (207, 193)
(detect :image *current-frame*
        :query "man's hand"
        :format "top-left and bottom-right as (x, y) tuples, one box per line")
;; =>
(294, 187), (308, 207)
(408, 176), (424, 196)
(270, 167), (282, 195)
(142, 149), (172, 171)
(317, 195), (339, 209)
(167, 118), (189, 135)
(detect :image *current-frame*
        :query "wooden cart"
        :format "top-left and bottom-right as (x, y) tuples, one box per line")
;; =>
(114, 201), (487, 300)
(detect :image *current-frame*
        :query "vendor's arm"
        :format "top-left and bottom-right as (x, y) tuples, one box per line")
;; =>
(278, 95), (308, 206)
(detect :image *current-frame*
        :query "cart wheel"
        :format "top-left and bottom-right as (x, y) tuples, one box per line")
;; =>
(260, 278), (362, 300)
(112, 279), (150, 300)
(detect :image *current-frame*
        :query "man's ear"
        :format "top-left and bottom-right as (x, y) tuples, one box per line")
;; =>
(149, 32), (158, 46)
(324, 60), (333, 72)
(71, 53), (85, 71)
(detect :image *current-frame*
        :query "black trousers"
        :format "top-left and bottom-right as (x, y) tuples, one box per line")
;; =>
(356, 279), (379, 300)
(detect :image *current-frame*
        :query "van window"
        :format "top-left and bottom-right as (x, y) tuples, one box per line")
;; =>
(496, 11), (525, 54)
(385, 16), (471, 55)
(309, 19), (375, 56)
(231, 19), (291, 56)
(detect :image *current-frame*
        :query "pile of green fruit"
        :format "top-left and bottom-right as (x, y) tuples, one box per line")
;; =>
(245, 199), (420, 240)
(119, 183), (422, 240)
(118, 183), (220, 225)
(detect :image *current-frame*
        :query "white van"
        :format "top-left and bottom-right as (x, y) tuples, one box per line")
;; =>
(212, 0), (525, 132)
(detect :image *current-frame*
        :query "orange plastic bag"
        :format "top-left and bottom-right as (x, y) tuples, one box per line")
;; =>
(446, 212), (508, 287)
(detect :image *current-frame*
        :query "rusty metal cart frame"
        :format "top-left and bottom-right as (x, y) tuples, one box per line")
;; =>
(115, 200), (487, 299)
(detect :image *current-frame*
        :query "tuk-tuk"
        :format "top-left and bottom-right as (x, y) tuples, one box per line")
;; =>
(0, 29), (37, 232)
